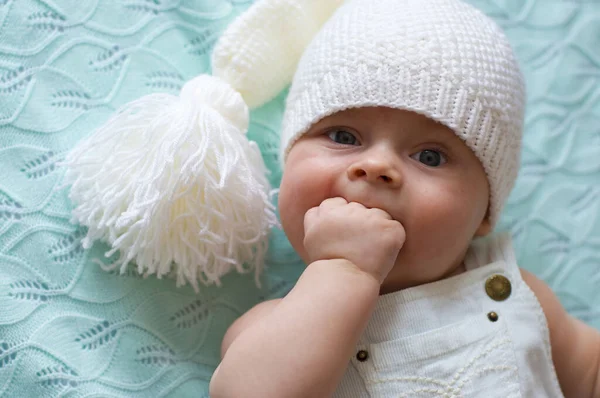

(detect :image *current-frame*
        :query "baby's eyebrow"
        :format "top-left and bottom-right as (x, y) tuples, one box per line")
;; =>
(403, 127), (465, 149)
(413, 124), (457, 139)
(307, 121), (357, 134)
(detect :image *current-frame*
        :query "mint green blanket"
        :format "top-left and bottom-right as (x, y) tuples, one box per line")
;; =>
(1, 0), (598, 396)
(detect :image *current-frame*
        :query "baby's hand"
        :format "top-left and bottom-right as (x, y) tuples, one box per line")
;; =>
(303, 197), (405, 284)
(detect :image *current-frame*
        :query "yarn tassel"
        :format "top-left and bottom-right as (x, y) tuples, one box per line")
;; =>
(64, 0), (344, 290)
(65, 76), (276, 290)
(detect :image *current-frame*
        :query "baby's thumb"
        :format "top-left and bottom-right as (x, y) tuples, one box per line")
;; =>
(303, 207), (320, 234)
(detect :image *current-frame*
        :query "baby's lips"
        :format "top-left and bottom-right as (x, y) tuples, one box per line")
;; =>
(341, 191), (398, 219)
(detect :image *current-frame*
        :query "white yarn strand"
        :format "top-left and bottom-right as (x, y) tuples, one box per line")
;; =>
(65, 80), (277, 291)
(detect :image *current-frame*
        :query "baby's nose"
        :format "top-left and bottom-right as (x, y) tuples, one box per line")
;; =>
(347, 158), (402, 187)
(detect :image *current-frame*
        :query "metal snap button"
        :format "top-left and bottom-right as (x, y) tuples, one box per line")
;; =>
(485, 274), (512, 301)
(356, 350), (369, 362)
(487, 311), (499, 322)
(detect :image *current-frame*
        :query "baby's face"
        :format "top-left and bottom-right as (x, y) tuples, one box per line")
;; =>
(278, 107), (491, 292)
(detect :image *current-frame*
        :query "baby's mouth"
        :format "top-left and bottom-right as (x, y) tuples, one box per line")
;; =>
(340, 195), (398, 221)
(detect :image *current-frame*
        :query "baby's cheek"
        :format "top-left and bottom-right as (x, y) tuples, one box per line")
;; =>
(278, 180), (309, 260)
(407, 190), (476, 249)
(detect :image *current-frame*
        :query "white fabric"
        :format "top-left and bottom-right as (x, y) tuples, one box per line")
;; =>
(280, 0), (526, 226)
(333, 234), (564, 397)
(212, 0), (344, 108)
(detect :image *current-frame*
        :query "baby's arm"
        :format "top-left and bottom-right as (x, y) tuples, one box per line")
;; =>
(521, 269), (600, 397)
(209, 198), (405, 398)
(210, 259), (381, 398)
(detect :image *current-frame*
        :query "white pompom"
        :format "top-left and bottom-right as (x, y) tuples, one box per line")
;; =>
(64, 75), (278, 290)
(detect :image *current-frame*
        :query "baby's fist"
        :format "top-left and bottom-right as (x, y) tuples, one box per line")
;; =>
(303, 198), (405, 284)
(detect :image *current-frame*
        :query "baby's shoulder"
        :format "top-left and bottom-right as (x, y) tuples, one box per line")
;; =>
(519, 268), (600, 397)
(518, 268), (556, 312)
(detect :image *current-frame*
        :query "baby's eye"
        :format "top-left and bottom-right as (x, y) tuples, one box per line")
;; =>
(327, 129), (359, 146)
(411, 150), (447, 167)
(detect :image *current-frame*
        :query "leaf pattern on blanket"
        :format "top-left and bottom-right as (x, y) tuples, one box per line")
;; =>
(0, 0), (598, 396)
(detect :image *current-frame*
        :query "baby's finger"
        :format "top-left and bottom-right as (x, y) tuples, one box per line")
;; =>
(346, 201), (368, 211)
(319, 197), (348, 211)
(304, 206), (320, 232)
(367, 207), (393, 220)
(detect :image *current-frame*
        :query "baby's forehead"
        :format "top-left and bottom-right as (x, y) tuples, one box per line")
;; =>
(312, 106), (460, 141)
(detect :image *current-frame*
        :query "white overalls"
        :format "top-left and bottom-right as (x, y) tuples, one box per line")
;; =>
(334, 234), (564, 397)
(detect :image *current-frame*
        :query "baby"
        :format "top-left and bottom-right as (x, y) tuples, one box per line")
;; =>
(210, 0), (600, 396)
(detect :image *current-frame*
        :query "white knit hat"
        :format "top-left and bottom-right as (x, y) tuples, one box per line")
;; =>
(280, 0), (526, 226)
